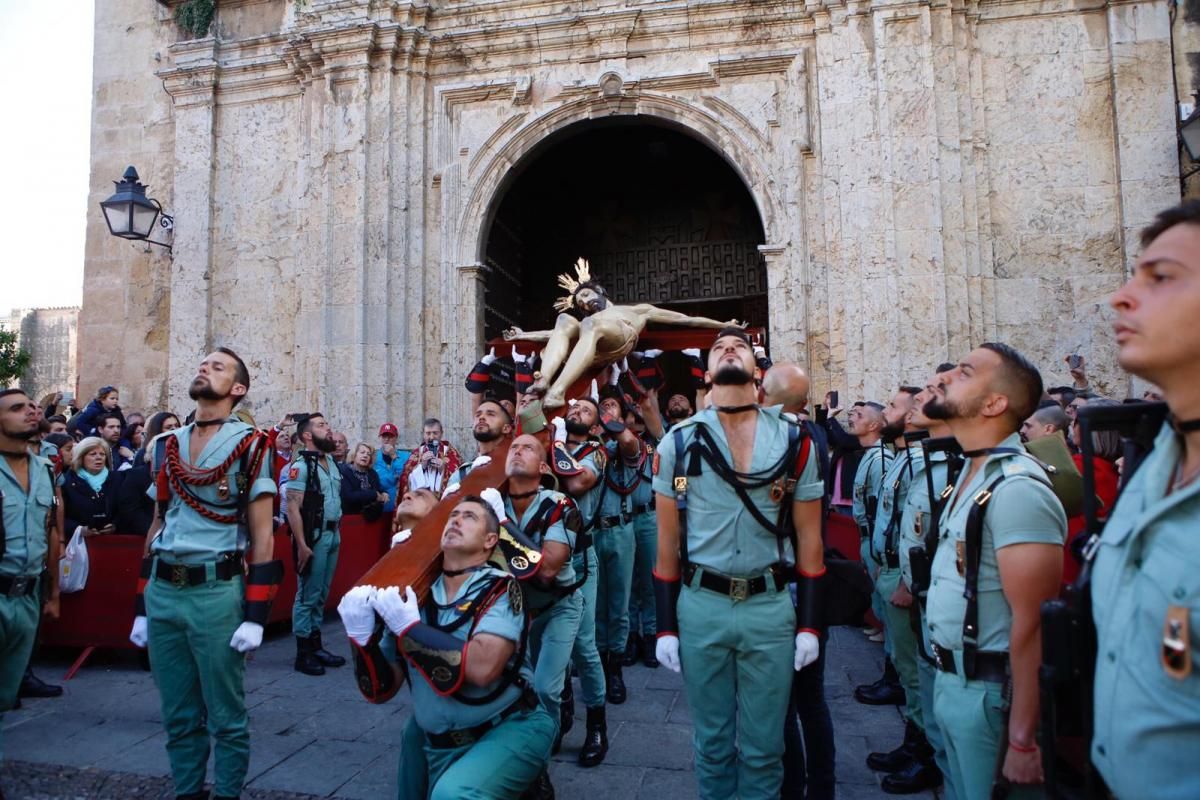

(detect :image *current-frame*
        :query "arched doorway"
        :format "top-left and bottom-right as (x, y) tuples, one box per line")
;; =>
(480, 120), (769, 381)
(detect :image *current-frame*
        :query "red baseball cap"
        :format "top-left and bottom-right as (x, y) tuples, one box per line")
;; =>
(378, 423), (398, 436)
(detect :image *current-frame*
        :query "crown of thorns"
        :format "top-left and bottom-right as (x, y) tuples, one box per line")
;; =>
(554, 258), (605, 313)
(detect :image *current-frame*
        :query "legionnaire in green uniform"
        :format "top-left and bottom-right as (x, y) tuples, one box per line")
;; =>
(653, 328), (826, 800)
(849, 402), (902, 706)
(443, 400), (513, 494)
(593, 384), (647, 703)
(550, 404), (611, 766)
(924, 344), (1065, 799)
(286, 412), (347, 676)
(128, 349), (283, 800)
(891, 379), (958, 798)
(1090, 202), (1200, 800)
(624, 396), (662, 669)
(338, 495), (554, 800)
(0, 389), (62, 764)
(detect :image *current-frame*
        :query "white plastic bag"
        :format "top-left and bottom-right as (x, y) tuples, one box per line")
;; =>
(59, 525), (90, 593)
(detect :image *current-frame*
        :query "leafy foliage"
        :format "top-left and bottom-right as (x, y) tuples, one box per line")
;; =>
(0, 330), (30, 384)
(174, 0), (215, 40)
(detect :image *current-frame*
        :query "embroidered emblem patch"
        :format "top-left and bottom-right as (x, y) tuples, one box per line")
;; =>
(652, 452), (660, 476)
(289, 466), (300, 480)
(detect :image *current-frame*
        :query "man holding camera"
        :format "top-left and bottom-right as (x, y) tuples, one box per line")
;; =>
(399, 418), (461, 497)
(286, 412), (345, 676)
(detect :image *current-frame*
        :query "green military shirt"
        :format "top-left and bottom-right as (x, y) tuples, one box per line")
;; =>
(286, 451), (343, 527)
(568, 440), (606, 527)
(404, 566), (532, 734)
(600, 439), (643, 517)
(853, 442), (892, 535)
(147, 420), (276, 564)
(630, 434), (657, 510)
(0, 450), (55, 577)
(652, 406), (823, 577)
(871, 445), (922, 568)
(898, 444), (950, 589)
(504, 487), (576, 589)
(926, 433), (1065, 652)
(1091, 421), (1200, 800)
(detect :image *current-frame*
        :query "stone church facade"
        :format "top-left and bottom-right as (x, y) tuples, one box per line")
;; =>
(81, 0), (1180, 443)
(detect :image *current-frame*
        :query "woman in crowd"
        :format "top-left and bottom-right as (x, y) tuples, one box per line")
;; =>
(1063, 397), (1122, 582)
(61, 437), (119, 538)
(44, 433), (75, 476)
(117, 421), (145, 470)
(70, 385), (126, 438)
(339, 442), (388, 521)
(113, 411), (180, 536)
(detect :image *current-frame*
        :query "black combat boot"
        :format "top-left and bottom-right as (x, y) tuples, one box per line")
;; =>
(309, 631), (346, 667)
(553, 677), (575, 754)
(882, 754), (942, 794)
(603, 651), (627, 705)
(577, 706), (608, 767)
(19, 666), (63, 698)
(522, 768), (555, 800)
(174, 791), (209, 800)
(854, 657), (905, 706)
(867, 720), (922, 773)
(294, 635), (325, 676)
(642, 633), (659, 669)
(620, 633), (640, 667)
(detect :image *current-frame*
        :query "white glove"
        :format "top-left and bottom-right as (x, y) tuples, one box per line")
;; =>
(441, 482), (461, 499)
(471, 454), (492, 469)
(338, 586), (378, 646)
(372, 585), (422, 636)
(481, 346), (498, 366)
(657, 635), (682, 673)
(479, 488), (508, 524)
(129, 615), (148, 648)
(230, 621), (264, 653)
(794, 631), (820, 670)
(753, 345), (767, 359)
(608, 362), (622, 385)
(588, 379), (599, 401)
(391, 528), (412, 548)
(682, 348), (701, 359)
(642, 348), (663, 359)
(551, 416), (568, 444)
(512, 346), (528, 365)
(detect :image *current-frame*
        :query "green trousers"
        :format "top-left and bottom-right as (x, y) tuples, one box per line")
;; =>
(292, 530), (340, 637)
(917, 642), (957, 800)
(146, 572), (249, 798)
(678, 572), (794, 800)
(593, 520), (635, 653)
(397, 707), (555, 800)
(0, 586), (40, 761)
(530, 584), (583, 719)
(627, 511), (657, 637)
(876, 567), (922, 727)
(861, 538), (889, 653)
(932, 650), (1038, 800)
(569, 547), (606, 708)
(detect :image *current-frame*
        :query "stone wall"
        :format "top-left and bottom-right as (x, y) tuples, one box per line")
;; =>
(80, 0), (1182, 446)
(1, 307), (80, 405)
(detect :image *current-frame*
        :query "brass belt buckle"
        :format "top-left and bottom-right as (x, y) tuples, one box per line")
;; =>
(170, 564), (190, 588)
(729, 577), (749, 602)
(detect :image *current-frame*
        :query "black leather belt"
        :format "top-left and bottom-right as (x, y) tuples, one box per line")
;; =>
(0, 573), (39, 598)
(425, 689), (537, 749)
(687, 565), (787, 602)
(631, 500), (655, 515)
(154, 557), (242, 588)
(885, 550), (900, 569)
(597, 514), (630, 529)
(932, 644), (1009, 683)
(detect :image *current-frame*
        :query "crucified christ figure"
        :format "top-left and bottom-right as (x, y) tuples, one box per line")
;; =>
(503, 258), (744, 408)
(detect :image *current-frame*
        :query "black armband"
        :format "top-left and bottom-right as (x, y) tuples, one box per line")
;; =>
(796, 567), (827, 635)
(400, 622), (468, 697)
(465, 359), (492, 394)
(550, 441), (585, 476)
(133, 556), (152, 616)
(654, 571), (682, 637)
(686, 354), (706, 390)
(352, 633), (403, 704)
(633, 356), (665, 392)
(497, 521), (544, 580)
(515, 355), (536, 395)
(243, 559), (285, 625)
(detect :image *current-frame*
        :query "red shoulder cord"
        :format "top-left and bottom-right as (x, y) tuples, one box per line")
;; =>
(156, 431), (265, 524)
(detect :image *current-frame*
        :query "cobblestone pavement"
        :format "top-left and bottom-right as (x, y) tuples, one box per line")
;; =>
(1, 620), (933, 799)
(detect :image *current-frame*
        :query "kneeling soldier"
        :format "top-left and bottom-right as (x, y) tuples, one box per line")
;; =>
(338, 495), (554, 800)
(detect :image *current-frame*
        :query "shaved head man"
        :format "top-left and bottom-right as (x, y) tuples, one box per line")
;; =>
(762, 363), (811, 414)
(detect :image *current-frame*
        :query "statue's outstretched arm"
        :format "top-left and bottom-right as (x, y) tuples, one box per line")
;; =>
(502, 326), (553, 343)
(639, 306), (745, 330)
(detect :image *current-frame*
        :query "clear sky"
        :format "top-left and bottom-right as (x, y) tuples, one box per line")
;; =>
(0, 0), (93, 312)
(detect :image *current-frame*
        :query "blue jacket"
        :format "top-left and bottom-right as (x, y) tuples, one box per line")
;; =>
(373, 448), (411, 513)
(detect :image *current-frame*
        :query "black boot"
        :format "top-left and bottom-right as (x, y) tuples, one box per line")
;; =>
(867, 720), (922, 772)
(620, 633), (640, 667)
(309, 631), (346, 668)
(882, 756), (943, 794)
(854, 657), (905, 706)
(294, 635), (325, 676)
(522, 768), (555, 800)
(578, 706), (608, 767)
(604, 651), (627, 705)
(642, 633), (659, 669)
(175, 791), (209, 800)
(553, 677), (575, 754)
(19, 666), (63, 699)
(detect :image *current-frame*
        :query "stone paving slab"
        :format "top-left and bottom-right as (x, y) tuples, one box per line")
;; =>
(1, 617), (933, 799)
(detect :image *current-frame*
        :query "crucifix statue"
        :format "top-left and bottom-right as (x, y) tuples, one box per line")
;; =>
(503, 258), (744, 408)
